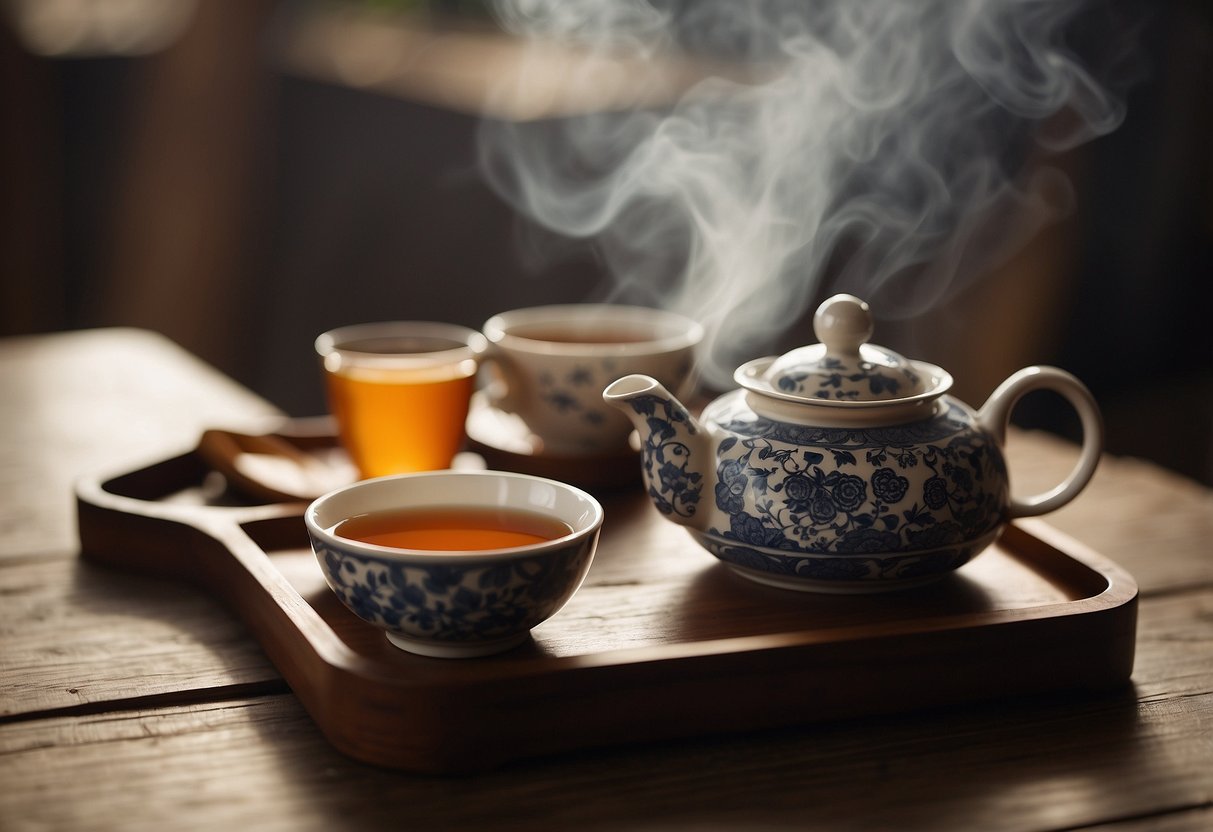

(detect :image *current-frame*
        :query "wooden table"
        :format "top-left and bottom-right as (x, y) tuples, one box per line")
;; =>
(3, 328), (1212, 830)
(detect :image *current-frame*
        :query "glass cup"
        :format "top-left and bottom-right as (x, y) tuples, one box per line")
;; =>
(315, 322), (487, 478)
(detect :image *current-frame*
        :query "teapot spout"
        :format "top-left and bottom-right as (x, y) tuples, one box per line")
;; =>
(603, 375), (708, 528)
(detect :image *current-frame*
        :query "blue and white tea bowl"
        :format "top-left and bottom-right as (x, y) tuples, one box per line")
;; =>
(305, 470), (603, 658)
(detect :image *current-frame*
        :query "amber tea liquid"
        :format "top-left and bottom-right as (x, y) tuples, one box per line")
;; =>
(325, 363), (475, 478)
(334, 505), (572, 551)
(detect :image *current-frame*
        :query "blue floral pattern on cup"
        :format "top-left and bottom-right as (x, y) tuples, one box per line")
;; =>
(310, 537), (594, 645)
(538, 361), (618, 430)
(534, 356), (696, 442)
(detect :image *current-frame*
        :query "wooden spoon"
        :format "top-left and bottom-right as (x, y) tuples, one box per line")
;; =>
(197, 428), (353, 503)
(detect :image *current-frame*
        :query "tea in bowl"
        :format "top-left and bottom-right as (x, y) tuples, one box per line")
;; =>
(481, 304), (703, 456)
(305, 470), (603, 658)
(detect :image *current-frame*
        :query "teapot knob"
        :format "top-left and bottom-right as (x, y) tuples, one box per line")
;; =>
(813, 294), (873, 354)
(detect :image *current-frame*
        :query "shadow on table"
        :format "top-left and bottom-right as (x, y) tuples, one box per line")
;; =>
(240, 681), (1149, 830)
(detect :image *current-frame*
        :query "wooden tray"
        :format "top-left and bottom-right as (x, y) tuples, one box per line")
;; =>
(76, 426), (1138, 774)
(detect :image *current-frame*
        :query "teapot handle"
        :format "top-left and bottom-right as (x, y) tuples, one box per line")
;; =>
(977, 366), (1103, 519)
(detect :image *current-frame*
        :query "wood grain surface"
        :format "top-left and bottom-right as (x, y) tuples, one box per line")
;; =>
(2, 584), (1210, 832)
(0, 329), (280, 559)
(0, 557), (284, 719)
(2, 329), (1211, 830)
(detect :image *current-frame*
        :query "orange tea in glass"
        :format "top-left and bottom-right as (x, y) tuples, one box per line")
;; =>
(315, 322), (486, 478)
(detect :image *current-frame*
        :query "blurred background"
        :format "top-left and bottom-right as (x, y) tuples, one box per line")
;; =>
(1, 0), (1210, 484)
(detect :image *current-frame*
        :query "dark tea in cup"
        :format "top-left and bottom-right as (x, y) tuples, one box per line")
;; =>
(333, 505), (573, 551)
(505, 324), (654, 345)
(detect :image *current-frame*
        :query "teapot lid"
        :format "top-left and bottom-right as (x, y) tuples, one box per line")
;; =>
(734, 294), (951, 407)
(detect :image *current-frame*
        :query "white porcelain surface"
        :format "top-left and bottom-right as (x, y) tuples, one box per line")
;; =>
(482, 304), (702, 456)
(735, 295), (951, 409)
(604, 294), (1104, 592)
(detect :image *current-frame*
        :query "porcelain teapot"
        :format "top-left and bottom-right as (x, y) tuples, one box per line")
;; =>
(603, 294), (1102, 593)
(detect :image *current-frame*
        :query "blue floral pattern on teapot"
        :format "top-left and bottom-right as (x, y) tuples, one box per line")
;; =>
(603, 294), (1103, 592)
(707, 400), (1006, 557)
(624, 390), (1006, 560)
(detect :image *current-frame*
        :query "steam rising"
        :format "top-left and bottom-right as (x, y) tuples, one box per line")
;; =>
(477, 0), (1129, 386)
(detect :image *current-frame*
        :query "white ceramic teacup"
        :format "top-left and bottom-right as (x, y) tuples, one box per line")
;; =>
(481, 304), (703, 456)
